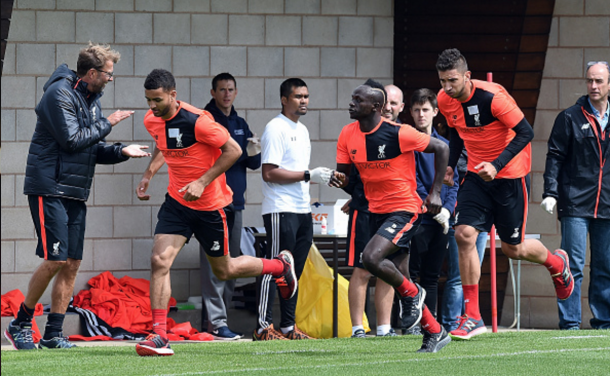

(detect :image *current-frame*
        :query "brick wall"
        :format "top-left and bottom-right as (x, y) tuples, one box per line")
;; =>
(2, 0), (608, 329)
(1, 0), (393, 302)
(500, 0), (609, 329)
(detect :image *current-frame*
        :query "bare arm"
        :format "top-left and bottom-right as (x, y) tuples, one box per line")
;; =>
(136, 147), (165, 200)
(262, 163), (307, 184)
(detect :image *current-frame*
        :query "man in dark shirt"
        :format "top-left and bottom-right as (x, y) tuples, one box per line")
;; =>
(199, 73), (261, 340)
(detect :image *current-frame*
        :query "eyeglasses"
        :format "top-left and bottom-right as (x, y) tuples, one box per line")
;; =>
(95, 68), (114, 78)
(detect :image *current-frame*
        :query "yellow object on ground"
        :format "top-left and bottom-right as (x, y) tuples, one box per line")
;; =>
(296, 244), (371, 338)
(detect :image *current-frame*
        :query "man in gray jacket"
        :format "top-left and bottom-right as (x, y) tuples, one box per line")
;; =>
(3, 43), (150, 351)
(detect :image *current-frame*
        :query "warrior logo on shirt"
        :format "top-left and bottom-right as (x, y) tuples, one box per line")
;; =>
(378, 144), (386, 159)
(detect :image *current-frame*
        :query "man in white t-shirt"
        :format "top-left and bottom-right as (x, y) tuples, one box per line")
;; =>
(253, 78), (333, 340)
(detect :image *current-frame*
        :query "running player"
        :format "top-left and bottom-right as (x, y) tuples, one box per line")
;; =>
(435, 48), (574, 339)
(330, 79), (451, 353)
(134, 69), (297, 356)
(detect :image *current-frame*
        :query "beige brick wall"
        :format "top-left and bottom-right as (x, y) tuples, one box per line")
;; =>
(2, 0), (606, 329)
(1, 0), (392, 303)
(500, 0), (609, 329)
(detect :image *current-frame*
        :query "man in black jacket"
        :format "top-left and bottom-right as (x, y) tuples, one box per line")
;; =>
(3, 43), (150, 351)
(542, 61), (610, 330)
(199, 73), (261, 340)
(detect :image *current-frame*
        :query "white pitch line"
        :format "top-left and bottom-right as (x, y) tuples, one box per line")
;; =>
(551, 335), (609, 339)
(156, 347), (610, 376)
(253, 349), (330, 355)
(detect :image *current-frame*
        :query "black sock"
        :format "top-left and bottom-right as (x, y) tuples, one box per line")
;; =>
(44, 313), (65, 340)
(15, 303), (35, 325)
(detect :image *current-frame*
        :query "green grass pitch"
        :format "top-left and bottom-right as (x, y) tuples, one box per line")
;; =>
(2, 330), (608, 376)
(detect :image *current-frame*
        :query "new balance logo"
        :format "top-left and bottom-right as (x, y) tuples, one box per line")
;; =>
(385, 226), (396, 234)
(211, 241), (220, 252)
(581, 123), (590, 130)
(464, 320), (477, 330)
(511, 228), (520, 239)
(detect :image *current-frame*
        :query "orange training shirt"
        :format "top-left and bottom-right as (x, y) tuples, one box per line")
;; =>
(437, 79), (531, 179)
(144, 101), (233, 211)
(337, 119), (430, 214)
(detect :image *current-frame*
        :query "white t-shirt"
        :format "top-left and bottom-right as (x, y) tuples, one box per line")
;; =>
(261, 113), (312, 214)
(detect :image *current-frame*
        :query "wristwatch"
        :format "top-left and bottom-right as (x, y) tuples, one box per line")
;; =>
(304, 170), (310, 182)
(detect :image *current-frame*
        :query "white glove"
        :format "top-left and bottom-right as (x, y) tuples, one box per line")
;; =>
(309, 167), (332, 185)
(541, 197), (557, 215)
(246, 135), (261, 156)
(433, 207), (451, 235)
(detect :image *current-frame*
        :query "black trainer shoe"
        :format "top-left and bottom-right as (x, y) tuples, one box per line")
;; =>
(402, 325), (422, 336)
(275, 250), (297, 300)
(400, 283), (426, 330)
(417, 327), (451, 353)
(4, 320), (37, 350)
(39, 334), (77, 349)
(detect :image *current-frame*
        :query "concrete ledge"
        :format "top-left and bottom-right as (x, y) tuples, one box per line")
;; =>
(1, 307), (260, 345)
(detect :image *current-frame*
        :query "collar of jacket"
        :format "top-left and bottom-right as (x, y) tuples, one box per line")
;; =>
(204, 98), (237, 128)
(72, 76), (103, 104)
(576, 95), (609, 115)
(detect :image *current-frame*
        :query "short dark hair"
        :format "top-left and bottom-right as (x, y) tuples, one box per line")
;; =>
(363, 78), (387, 106)
(436, 48), (468, 72)
(410, 88), (438, 109)
(280, 78), (307, 99)
(212, 72), (236, 90)
(144, 69), (176, 92)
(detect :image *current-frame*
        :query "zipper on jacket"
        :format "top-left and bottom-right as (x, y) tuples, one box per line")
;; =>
(582, 107), (604, 218)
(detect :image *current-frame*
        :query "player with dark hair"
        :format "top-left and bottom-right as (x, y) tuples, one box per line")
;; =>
(330, 79), (452, 353)
(436, 48), (574, 339)
(408, 88), (459, 323)
(255, 78), (333, 341)
(198, 72), (261, 340)
(135, 69), (297, 356)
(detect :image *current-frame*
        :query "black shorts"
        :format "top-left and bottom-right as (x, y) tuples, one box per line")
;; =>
(455, 173), (530, 245)
(370, 211), (421, 250)
(28, 195), (87, 261)
(155, 194), (234, 257)
(345, 208), (371, 268)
